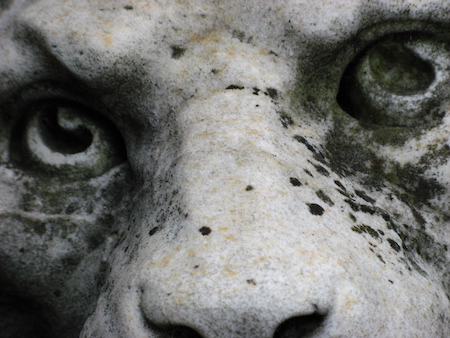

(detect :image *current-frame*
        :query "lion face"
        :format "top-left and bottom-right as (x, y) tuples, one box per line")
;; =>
(1, 1), (450, 337)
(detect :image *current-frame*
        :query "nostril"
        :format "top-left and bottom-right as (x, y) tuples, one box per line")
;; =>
(167, 325), (204, 338)
(273, 313), (326, 338)
(147, 324), (204, 338)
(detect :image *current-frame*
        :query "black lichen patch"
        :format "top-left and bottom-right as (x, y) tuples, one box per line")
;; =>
(351, 224), (380, 239)
(171, 46), (186, 59)
(355, 190), (376, 204)
(226, 84), (244, 90)
(312, 163), (330, 177)
(246, 279), (257, 285)
(293, 135), (316, 153)
(290, 177), (302, 187)
(266, 88), (278, 100)
(279, 112), (294, 128)
(252, 87), (260, 95)
(123, 5), (133, 10)
(344, 199), (378, 215)
(149, 226), (159, 236)
(334, 180), (346, 191)
(387, 238), (401, 252)
(199, 226), (212, 236)
(304, 169), (314, 177)
(349, 213), (357, 222)
(232, 30), (246, 42)
(377, 254), (386, 264)
(308, 203), (325, 216)
(245, 185), (254, 191)
(316, 190), (334, 206)
(360, 204), (377, 215)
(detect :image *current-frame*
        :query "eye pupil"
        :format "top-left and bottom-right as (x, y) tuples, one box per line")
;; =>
(39, 105), (93, 155)
(368, 41), (434, 95)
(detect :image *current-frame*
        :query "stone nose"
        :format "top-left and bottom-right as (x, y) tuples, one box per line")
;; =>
(138, 240), (335, 338)
(134, 92), (337, 337)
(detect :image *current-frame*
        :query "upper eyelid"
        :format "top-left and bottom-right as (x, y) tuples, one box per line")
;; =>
(3, 81), (104, 120)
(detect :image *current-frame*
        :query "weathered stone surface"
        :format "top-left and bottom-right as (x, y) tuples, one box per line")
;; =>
(1, 1), (450, 337)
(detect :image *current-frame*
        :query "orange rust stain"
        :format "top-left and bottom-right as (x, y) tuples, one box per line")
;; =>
(225, 235), (238, 241)
(103, 35), (113, 46)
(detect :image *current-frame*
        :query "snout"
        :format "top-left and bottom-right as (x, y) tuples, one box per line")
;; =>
(81, 92), (448, 337)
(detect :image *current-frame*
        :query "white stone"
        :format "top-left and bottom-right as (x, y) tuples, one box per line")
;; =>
(0, 1), (449, 337)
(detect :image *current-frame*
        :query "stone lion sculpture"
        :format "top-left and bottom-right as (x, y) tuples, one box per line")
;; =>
(1, 0), (449, 337)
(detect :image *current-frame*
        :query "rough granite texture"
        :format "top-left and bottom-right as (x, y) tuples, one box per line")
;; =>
(1, 0), (450, 337)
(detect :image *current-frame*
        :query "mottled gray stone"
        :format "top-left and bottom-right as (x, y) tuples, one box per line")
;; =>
(1, 1), (450, 337)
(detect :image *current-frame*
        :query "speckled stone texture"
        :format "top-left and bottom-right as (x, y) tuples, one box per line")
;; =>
(1, 1), (450, 337)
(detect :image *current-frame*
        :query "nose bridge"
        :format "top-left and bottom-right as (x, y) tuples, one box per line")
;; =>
(174, 91), (290, 214)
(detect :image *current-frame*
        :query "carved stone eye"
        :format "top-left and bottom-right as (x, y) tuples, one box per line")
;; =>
(10, 101), (126, 178)
(337, 33), (450, 127)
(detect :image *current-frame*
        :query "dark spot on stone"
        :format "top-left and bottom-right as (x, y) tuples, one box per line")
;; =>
(360, 204), (377, 215)
(124, 5), (133, 10)
(388, 280), (394, 284)
(253, 87), (260, 95)
(316, 190), (334, 206)
(411, 208), (426, 227)
(290, 177), (302, 186)
(351, 224), (380, 239)
(269, 50), (279, 56)
(388, 238), (401, 252)
(245, 185), (254, 191)
(279, 112), (294, 128)
(266, 88), (278, 99)
(378, 229), (385, 236)
(193, 265), (199, 269)
(171, 46), (186, 59)
(199, 226), (212, 236)
(381, 213), (391, 222)
(337, 189), (351, 198)
(211, 69), (219, 74)
(232, 29), (245, 42)
(149, 227), (159, 236)
(226, 85), (244, 90)
(355, 190), (376, 204)
(349, 213), (357, 222)
(334, 180), (346, 191)
(377, 254), (386, 264)
(293, 135), (316, 153)
(344, 199), (360, 212)
(304, 169), (314, 177)
(246, 279), (257, 285)
(308, 203), (324, 216)
(313, 164), (330, 177)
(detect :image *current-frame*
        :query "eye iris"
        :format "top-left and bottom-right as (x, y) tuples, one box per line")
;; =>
(38, 104), (93, 155)
(368, 41), (434, 95)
